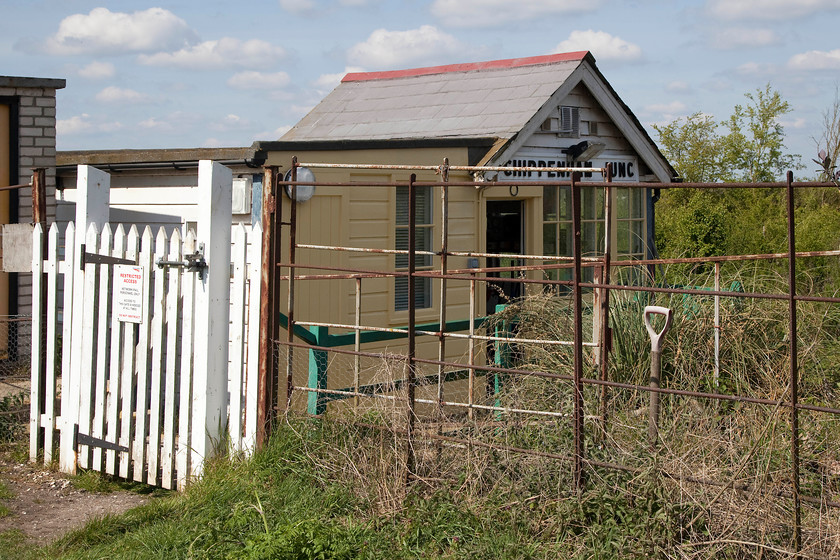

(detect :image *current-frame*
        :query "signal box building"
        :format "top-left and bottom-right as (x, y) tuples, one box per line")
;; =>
(259, 51), (676, 334)
(54, 52), (676, 409)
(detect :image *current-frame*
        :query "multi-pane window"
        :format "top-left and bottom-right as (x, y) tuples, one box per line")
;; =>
(395, 185), (433, 311)
(615, 187), (645, 259)
(542, 185), (605, 282)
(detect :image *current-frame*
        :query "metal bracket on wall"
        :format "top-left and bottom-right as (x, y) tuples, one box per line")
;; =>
(79, 244), (138, 270)
(156, 242), (207, 278)
(72, 424), (129, 453)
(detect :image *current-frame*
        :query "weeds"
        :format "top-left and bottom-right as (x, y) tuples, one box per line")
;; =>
(17, 257), (840, 558)
(0, 392), (27, 444)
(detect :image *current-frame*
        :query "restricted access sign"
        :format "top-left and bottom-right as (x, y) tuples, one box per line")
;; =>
(114, 264), (145, 323)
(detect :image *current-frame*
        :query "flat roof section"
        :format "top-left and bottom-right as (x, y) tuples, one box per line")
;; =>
(0, 76), (66, 89)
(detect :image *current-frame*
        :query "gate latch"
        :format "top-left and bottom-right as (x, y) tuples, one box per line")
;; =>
(157, 242), (207, 277)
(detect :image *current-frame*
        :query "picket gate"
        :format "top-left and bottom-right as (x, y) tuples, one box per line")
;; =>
(29, 161), (263, 490)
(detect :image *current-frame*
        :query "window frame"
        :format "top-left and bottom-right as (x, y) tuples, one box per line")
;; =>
(394, 184), (433, 311)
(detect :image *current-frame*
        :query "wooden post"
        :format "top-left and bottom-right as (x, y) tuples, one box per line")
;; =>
(307, 325), (328, 416)
(244, 224), (263, 453)
(60, 165), (109, 475)
(29, 224), (44, 462)
(31, 168), (48, 441)
(257, 167), (277, 446)
(191, 161), (232, 477)
(31, 168), (46, 227)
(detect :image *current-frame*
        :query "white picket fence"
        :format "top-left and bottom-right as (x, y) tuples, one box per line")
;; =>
(29, 161), (263, 490)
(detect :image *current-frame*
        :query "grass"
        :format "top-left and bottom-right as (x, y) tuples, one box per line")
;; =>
(70, 469), (168, 496)
(17, 420), (713, 559)
(6, 260), (840, 558)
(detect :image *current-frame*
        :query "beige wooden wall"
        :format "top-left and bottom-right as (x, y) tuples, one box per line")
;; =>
(268, 147), (483, 404)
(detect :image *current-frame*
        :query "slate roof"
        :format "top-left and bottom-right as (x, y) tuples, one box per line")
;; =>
(281, 52), (588, 143)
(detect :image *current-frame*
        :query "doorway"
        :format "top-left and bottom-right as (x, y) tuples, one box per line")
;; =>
(486, 200), (524, 315)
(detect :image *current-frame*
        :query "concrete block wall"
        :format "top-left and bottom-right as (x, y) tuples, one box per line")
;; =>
(0, 77), (66, 317)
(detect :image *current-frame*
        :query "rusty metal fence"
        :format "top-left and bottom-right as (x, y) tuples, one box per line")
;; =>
(264, 160), (840, 556)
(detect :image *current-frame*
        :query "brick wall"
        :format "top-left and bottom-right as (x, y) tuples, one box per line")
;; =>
(0, 77), (66, 317)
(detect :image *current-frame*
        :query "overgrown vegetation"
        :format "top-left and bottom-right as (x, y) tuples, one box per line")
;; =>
(3, 261), (834, 559)
(3, 419), (713, 559)
(0, 392), (27, 445)
(651, 84), (840, 285)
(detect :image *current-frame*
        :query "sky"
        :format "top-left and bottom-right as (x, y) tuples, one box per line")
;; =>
(2, 0), (839, 176)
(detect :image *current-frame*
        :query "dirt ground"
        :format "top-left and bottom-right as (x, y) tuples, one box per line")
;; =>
(0, 378), (152, 545)
(0, 458), (150, 544)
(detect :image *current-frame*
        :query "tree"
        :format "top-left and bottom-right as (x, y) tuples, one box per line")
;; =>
(652, 112), (726, 183)
(653, 86), (803, 264)
(813, 86), (840, 184)
(653, 84), (802, 184)
(722, 85), (801, 182)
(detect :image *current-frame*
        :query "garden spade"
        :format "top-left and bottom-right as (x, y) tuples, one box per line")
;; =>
(644, 305), (673, 446)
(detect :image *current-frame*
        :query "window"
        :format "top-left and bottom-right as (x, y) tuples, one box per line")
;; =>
(559, 106), (580, 138)
(542, 183), (646, 284)
(540, 106), (580, 138)
(395, 185), (433, 311)
(615, 187), (646, 259)
(542, 185), (605, 283)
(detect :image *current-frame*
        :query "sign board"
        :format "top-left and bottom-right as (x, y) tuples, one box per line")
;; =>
(113, 264), (145, 323)
(2, 223), (34, 272)
(500, 152), (639, 183)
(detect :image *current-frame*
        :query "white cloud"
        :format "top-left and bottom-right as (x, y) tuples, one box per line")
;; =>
(707, 0), (840, 20)
(210, 114), (252, 131)
(431, 0), (598, 27)
(711, 27), (780, 49)
(254, 125), (293, 140)
(781, 117), (807, 129)
(95, 86), (151, 103)
(553, 30), (642, 62)
(735, 61), (779, 76)
(78, 61), (115, 79)
(313, 66), (365, 90)
(278, 0), (316, 14)
(202, 137), (227, 148)
(347, 25), (469, 69)
(138, 117), (175, 132)
(273, 125), (292, 138)
(139, 38), (286, 70)
(57, 114), (123, 135)
(788, 49), (840, 70)
(227, 71), (291, 90)
(703, 78), (733, 92)
(45, 7), (197, 55)
(666, 81), (692, 94)
(644, 101), (688, 115)
(57, 114), (93, 135)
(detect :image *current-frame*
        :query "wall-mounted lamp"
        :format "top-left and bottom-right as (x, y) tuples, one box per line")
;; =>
(283, 166), (316, 202)
(563, 140), (606, 162)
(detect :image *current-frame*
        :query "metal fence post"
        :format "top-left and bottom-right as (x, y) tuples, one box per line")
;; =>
(786, 170), (801, 551)
(599, 164), (613, 432)
(437, 159), (449, 411)
(285, 158), (298, 411)
(406, 173), (417, 481)
(571, 171), (585, 491)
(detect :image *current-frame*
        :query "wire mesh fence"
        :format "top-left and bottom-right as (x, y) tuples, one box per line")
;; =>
(0, 316), (32, 393)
